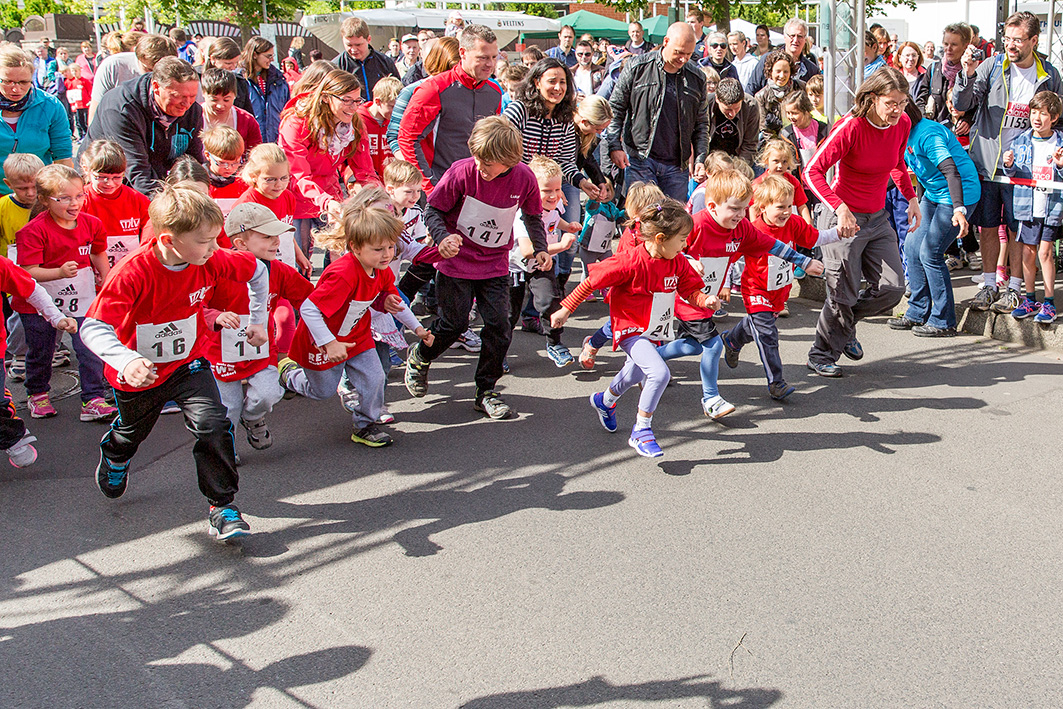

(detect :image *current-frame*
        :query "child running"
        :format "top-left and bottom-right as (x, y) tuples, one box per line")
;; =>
(81, 184), (270, 541)
(204, 203), (313, 456)
(80, 139), (150, 269)
(280, 203), (433, 447)
(551, 198), (717, 459)
(577, 177), (623, 301)
(14, 164), (115, 421)
(404, 116), (549, 420)
(721, 174), (840, 399)
(0, 154), (44, 382)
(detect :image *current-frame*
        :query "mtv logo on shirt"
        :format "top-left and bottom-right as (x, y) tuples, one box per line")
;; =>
(188, 285), (211, 307)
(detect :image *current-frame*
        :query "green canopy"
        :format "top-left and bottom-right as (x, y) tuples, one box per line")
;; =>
(640, 15), (670, 43)
(524, 9), (631, 42)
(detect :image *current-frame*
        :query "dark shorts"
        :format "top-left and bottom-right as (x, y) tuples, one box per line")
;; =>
(675, 317), (719, 344)
(1016, 220), (1061, 245)
(969, 179), (1017, 232)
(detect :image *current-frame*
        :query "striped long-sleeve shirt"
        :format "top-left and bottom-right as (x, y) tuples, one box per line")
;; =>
(502, 100), (585, 188)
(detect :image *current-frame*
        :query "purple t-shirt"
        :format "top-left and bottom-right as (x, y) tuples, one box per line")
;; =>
(426, 158), (544, 279)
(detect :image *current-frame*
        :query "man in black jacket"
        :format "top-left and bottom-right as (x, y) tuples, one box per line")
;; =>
(606, 22), (708, 200)
(335, 16), (400, 94)
(79, 57), (204, 196)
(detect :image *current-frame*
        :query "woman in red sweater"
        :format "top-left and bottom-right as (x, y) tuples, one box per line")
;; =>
(802, 67), (921, 377)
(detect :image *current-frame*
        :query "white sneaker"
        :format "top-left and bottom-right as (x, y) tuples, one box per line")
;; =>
(450, 328), (482, 352)
(339, 388), (361, 413)
(377, 404), (395, 424)
(702, 395), (736, 420)
(6, 432), (38, 468)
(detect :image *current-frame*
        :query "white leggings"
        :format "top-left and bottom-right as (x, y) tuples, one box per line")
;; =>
(214, 366), (284, 429)
(609, 336), (670, 414)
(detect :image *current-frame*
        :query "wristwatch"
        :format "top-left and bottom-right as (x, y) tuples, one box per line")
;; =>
(953, 206), (968, 216)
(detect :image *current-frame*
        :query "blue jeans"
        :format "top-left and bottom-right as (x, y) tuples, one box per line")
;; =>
(885, 185), (910, 281)
(625, 153), (689, 201)
(904, 200), (974, 329)
(657, 335), (724, 403)
(20, 313), (106, 401)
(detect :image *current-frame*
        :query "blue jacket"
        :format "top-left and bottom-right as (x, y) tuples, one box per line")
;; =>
(1003, 129), (1063, 226)
(246, 64), (290, 144)
(577, 199), (625, 249)
(0, 89), (72, 195)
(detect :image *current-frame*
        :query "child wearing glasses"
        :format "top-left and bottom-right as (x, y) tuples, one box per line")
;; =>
(14, 164), (114, 421)
(80, 139), (150, 270)
(201, 124), (247, 216)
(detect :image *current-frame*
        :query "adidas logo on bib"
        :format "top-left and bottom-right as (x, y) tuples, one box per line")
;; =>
(108, 242), (126, 252)
(155, 322), (182, 339)
(57, 284), (78, 296)
(480, 219), (498, 229)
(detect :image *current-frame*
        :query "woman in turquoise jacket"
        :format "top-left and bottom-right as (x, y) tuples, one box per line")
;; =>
(0, 45), (73, 195)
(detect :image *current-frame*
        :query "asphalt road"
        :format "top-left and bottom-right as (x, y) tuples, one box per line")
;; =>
(1, 294), (1061, 708)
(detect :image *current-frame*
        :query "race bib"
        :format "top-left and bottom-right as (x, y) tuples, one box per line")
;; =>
(67, 88), (83, 104)
(6, 244), (16, 263)
(221, 314), (268, 363)
(456, 197), (519, 249)
(644, 291), (676, 342)
(586, 216), (615, 253)
(338, 298), (375, 337)
(699, 256), (730, 295)
(278, 232), (297, 269)
(41, 268), (96, 317)
(767, 255), (794, 291)
(105, 235), (139, 268)
(136, 314), (197, 363)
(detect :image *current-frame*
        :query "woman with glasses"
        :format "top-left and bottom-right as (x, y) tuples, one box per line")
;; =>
(803, 67), (922, 378)
(0, 45), (74, 196)
(241, 37), (289, 144)
(277, 68), (377, 258)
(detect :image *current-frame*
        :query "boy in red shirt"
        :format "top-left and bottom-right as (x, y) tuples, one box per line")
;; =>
(721, 174), (843, 400)
(357, 75), (401, 180)
(81, 184), (270, 541)
(204, 203), (313, 457)
(201, 125), (247, 216)
(79, 139), (150, 269)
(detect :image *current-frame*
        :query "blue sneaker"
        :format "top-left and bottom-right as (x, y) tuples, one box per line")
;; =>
(590, 392), (618, 432)
(1012, 297), (1042, 320)
(96, 452), (129, 499)
(546, 343), (574, 367)
(1034, 301), (1057, 324)
(389, 347), (404, 368)
(628, 426), (663, 458)
(842, 338), (863, 361)
(208, 504), (251, 541)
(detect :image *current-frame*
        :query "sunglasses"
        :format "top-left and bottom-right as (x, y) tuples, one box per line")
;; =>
(709, 43), (727, 49)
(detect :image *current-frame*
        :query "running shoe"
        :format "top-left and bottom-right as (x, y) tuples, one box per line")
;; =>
(1034, 302), (1057, 324)
(702, 395), (735, 420)
(520, 316), (541, 333)
(339, 385), (361, 413)
(241, 417), (272, 449)
(966, 252), (982, 270)
(945, 255), (963, 272)
(351, 423), (393, 447)
(778, 306), (790, 318)
(578, 336), (599, 369)
(887, 315), (923, 330)
(970, 285), (998, 311)
(96, 451), (129, 498)
(450, 328), (482, 352)
(722, 334), (741, 369)
(546, 343), (574, 367)
(27, 393), (56, 419)
(404, 345), (430, 397)
(208, 504), (250, 541)
(474, 390), (517, 420)
(278, 357), (299, 391)
(377, 405), (395, 424)
(806, 360), (842, 378)
(502, 358), (510, 374)
(1011, 298), (1042, 320)
(990, 288), (1021, 314)
(628, 426), (663, 458)
(160, 401), (181, 415)
(7, 357), (25, 382)
(768, 381), (795, 401)
(51, 345), (70, 368)
(590, 391), (618, 432)
(6, 432), (37, 468)
(389, 348), (404, 368)
(714, 305), (729, 318)
(794, 266), (806, 279)
(912, 324), (957, 337)
(80, 397), (117, 422)
(842, 338), (863, 361)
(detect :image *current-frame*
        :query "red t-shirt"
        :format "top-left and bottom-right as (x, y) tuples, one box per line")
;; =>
(204, 259), (313, 381)
(83, 184), (150, 269)
(210, 179), (248, 216)
(564, 244), (704, 348)
(0, 255), (39, 353)
(85, 241), (258, 391)
(289, 252), (399, 370)
(751, 171), (808, 208)
(357, 104), (394, 180)
(744, 215), (820, 313)
(676, 212), (777, 321)
(233, 188), (299, 268)
(67, 76), (92, 110)
(13, 212), (106, 313)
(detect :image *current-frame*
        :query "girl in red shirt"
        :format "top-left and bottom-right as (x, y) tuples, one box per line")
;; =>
(752, 139), (811, 225)
(15, 165), (115, 421)
(79, 139), (150, 270)
(552, 198), (716, 459)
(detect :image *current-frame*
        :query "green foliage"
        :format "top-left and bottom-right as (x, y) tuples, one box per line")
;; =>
(492, 3), (558, 19)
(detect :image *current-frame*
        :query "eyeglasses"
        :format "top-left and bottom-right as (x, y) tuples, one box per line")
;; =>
(0, 79), (32, 88)
(90, 172), (124, 183)
(331, 95), (365, 107)
(50, 194), (86, 206)
(576, 52), (592, 57)
(1002, 35), (1029, 45)
(261, 175), (290, 186)
(208, 154), (243, 169)
(882, 98), (909, 111)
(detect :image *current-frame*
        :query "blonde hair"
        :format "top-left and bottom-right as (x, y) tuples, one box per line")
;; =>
(315, 203), (402, 253)
(467, 116), (523, 166)
(575, 94), (613, 158)
(33, 165), (83, 218)
(200, 124), (245, 161)
(0, 45), (33, 71)
(382, 159), (421, 187)
(291, 60), (333, 96)
(528, 155), (562, 182)
(634, 197), (693, 243)
(373, 75), (402, 103)
(149, 183), (224, 237)
(341, 17), (370, 39)
(752, 173), (795, 208)
(3, 153), (45, 181)
(623, 181), (665, 229)
(704, 169), (754, 204)
(757, 138), (795, 170)
(241, 144), (288, 185)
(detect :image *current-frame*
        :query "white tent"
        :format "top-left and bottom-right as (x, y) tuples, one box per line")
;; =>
(705, 19), (784, 46)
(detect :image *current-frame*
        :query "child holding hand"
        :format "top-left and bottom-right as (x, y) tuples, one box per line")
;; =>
(577, 177), (623, 299)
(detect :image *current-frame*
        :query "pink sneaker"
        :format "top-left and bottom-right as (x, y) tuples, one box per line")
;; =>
(80, 397), (117, 422)
(27, 393), (57, 419)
